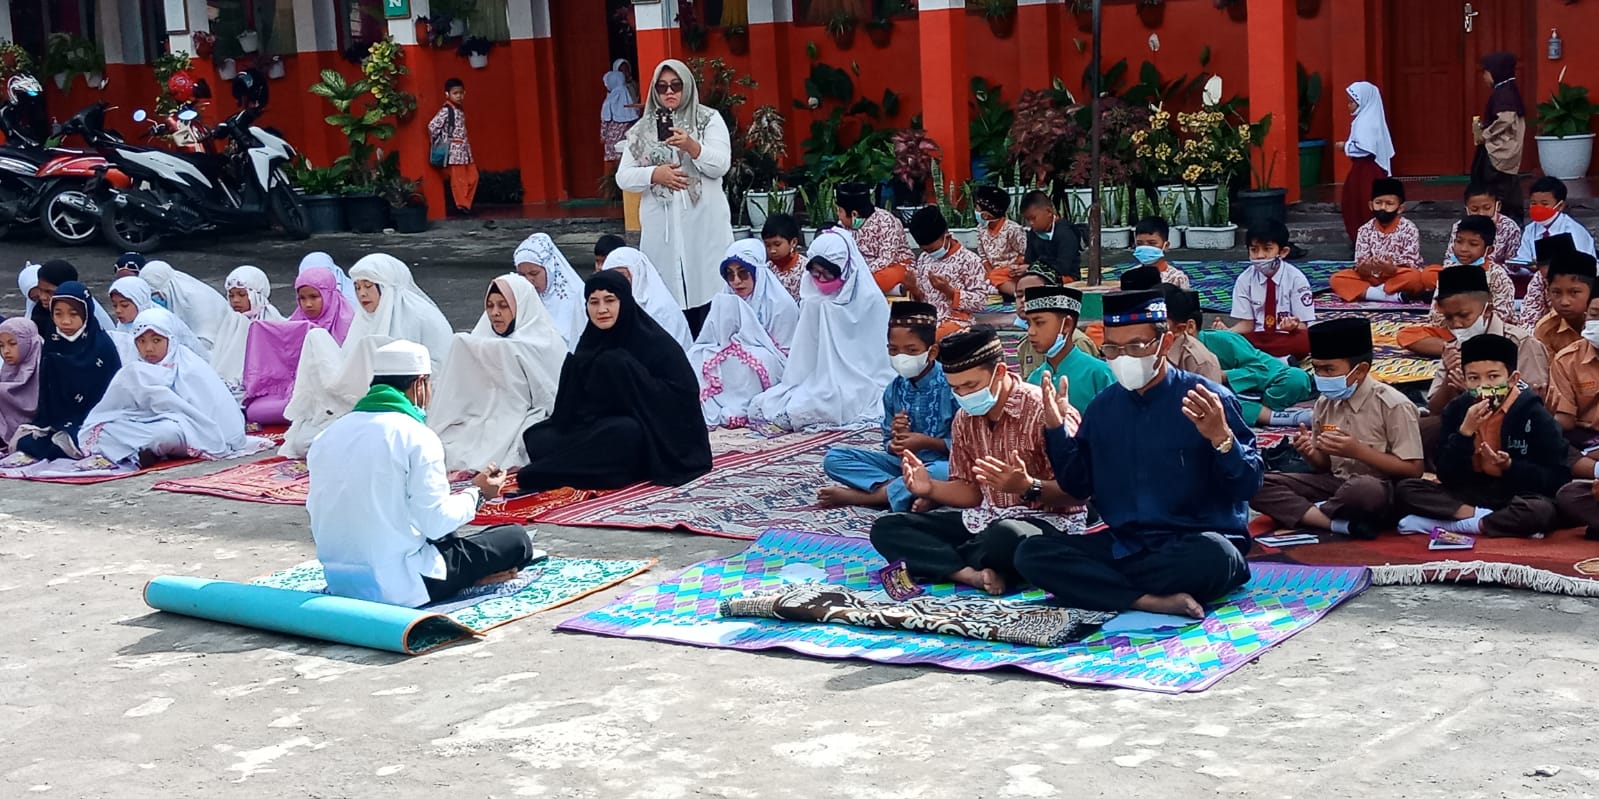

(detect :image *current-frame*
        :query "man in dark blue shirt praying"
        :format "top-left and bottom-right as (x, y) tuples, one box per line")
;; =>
(1014, 289), (1265, 618)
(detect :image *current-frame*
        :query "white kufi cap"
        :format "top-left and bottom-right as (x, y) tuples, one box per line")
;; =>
(371, 340), (432, 376)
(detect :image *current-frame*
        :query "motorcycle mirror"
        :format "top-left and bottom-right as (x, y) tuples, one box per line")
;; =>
(178, 109), (198, 122)
(132, 109), (148, 123)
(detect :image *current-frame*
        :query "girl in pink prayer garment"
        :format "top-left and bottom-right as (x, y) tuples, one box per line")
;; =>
(288, 267), (356, 344)
(241, 320), (313, 425)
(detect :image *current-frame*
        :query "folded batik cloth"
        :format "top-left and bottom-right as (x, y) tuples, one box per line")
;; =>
(720, 584), (1115, 647)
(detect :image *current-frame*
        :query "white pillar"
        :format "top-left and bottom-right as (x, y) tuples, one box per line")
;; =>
(508, 0), (551, 40)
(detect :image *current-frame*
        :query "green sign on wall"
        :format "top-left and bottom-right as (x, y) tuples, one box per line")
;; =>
(384, 0), (411, 19)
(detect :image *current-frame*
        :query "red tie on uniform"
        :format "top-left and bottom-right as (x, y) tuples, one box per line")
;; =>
(1263, 276), (1278, 331)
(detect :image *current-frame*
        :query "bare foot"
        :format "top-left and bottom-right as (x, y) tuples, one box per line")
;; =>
(950, 567), (987, 592)
(975, 568), (1007, 596)
(1132, 592), (1205, 619)
(911, 497), (937, 513)
(816, 485), (881, 507)
(473, 568), (521, 587)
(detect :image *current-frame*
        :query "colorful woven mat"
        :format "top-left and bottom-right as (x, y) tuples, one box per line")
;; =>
(557, 528), (1371, 693)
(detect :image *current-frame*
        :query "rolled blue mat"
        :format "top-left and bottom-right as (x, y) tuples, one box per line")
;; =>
(143, 576), (476, 655)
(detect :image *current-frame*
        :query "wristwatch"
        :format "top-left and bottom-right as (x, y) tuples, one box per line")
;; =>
(1213, 435), (1236, 454)
(1021, 478), (1044, 502)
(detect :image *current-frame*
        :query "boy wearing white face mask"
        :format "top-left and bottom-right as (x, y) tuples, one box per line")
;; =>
(819, 302), (956, 512)
(1132, 217), (1190, 289)
(1020, 285), (1114, 412)
(1250, 319), (1424, 538)
(1221, 221), (1315, 359)
(869, 326), (1082, 597)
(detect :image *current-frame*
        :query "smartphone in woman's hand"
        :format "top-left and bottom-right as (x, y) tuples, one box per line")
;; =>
(655, 109), (673, 141)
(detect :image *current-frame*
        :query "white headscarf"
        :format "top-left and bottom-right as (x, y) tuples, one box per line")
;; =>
(18, 262), (39, 319)
(138, 260), (232, 356)
(107, 275), (203, 356)
(346, 253), (455, 373)
(210, 265), (286, 390)
(748, 229), (894, 431)
(691, 292), (787, 428)
(720, 239), (800, 350)
(599, 246), (694, 352)
(602, 58), (640, 124)
(513, 232), (587, 352)
(298, 251), (357, 303)
(1345, 81), (1395, 174)
(279, 331), (393, 458)
(427, 276), (568, 471)
(80, 308), (252, 461)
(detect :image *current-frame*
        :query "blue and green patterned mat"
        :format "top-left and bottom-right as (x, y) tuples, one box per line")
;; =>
(982, 260), (1352, 315)
(557, 529), (1370, 693)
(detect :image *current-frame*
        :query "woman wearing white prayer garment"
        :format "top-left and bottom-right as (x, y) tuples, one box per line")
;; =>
(690, 240), (798, 427)
(614, 58), (734, 325)
(137, 259), (233, 356)
(210, 265), (285, 392)
(77, 308), (265, 469)
(104, 275), (203, 364)
(513, 232), (588, 352)
(596, 245), (695, 352)
(345, 253), (455, 373)
(748, 228), (894, 431)
(427, 275), (567, 471)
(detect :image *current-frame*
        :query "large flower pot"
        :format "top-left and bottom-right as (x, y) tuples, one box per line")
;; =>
(830, 27), (856, 50)
(1184, 224), (1238, 249)
(302, 194), (346, 233)
(725, 30), (749, 55)
(745, 188), (798, 229)
(1536, 133), (1596, 180)
(343, 194), (389, 234)
(1008, 186), (1030, 220)
(1298, 139), (1327, 187)
(1099, 226), (1133, 251)
(237, 31), (260, 53)
(467, 53), (488, 69)
(1064, 187), (1124, 227)
(391, 204), (428, 234)
(730, 224), (751, 240)
(1237, 188), (1288, 234)
(1154, 183), (1220, 226)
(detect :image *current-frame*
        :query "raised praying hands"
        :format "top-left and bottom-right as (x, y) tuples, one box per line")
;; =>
(900, 450), (934, 497)
(927, 273), (956, 297)
(471, 463), (510, 499)
(972, 449), (1032, 495)
(1038, 371), (1080, 433)
(1181, 383), (1233, 448)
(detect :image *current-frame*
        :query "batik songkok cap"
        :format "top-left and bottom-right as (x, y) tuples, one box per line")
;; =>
(889, 300), (938, 329)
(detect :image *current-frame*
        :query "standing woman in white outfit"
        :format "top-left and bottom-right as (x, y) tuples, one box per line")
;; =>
(614, 58), (734, 337)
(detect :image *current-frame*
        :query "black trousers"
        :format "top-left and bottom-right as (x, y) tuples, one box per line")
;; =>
(1013, 529), (1251, 612)
(421, 524), (536, 603)
(869, 510), (1050, 585)
(683, 302), (711, 340)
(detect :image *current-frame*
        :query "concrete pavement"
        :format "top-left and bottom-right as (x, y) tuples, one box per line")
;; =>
(1, 233), (1597, 797)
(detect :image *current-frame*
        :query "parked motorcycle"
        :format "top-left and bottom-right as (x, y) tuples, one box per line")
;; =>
(0, 75), (121, 245)
(95, 72), (307, 253)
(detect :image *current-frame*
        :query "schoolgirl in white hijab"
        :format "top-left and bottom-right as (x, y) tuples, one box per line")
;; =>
(428, 275), (567, 471)
(748, 228), (894, 431)
(598, 246), (695, 352)
(691, 293), (788, 429)
(210, 265), (286, 391)
(513, 232), (587, 351)
(104, 275), (203, 363)
(298, 251), (358, 303)
(1345, 81), (1396, 174)
(138, 260), (232, 356)
(78, 308), (265, 467)
(720, 239), (799, 349)
(346, 253), (455, 373)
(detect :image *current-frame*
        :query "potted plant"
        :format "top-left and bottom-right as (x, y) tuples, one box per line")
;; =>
(981, 0), (1017, 39)
(287, 157), (350, 233)
(0, 41), (36, 85)
(1296, 63), (1325, 186)
(458, 37), (492, 69)
(217, 57), (238, 81)
(309, 66), (399, 233)
(892, 126), (941, 218)
(1184, 184), (1237, 249)
(1535, 79), (1597, 181)
(1070, 0), (1094, 33)
(1170, 107), (1246, 225)
(1237, 113), (1287, 232)
(932, 162), (980, 248)
(742, 103), (791, 227)
(377, 153), (428, 233)
(432, 0), (476, 37)
(1137, 0), (1166, 29)
(865, 15), (893, 48)
(798, 179), (838, 244)
(191, 31), (216, 59)
(363, 37), (419, 121)
(678, 1), (709, 52)
(237, 29), (261, 54)
(968, 77), (1013, 184)
(723, 24), (749, 55)
(1008, 87), (1083, 197)
(827, 11), (858, 50)
(45, 33), (101, 91)
(266, 54), (287, 80)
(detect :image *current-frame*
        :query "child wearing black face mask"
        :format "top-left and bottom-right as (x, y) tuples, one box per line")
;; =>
(1329, 178), (1424, 304)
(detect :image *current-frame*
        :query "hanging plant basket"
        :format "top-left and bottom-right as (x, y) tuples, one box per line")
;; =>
(1296, 0), (1321, 18)
(682, 29), (708, 52)
(1137, 3), (1166, 29)
(724, 28), (749, 55)
(830, 26), (856, 50)
(986, 13), (1016, 39)
(866, 21), (893, 48)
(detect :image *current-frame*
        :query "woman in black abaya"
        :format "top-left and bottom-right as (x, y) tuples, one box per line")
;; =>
(516, 270), (712, 491)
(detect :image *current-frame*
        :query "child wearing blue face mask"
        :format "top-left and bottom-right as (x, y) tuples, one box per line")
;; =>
(1013, 267), (1099, 380)
(869, 326), (1083, 596)
(1398, 214), (1518, 358)
(819, 302), (956, 512)
(1250, 318), (1424, 539)
(1220, 221), (1314, 359)
(1020, 285), (1114, 413)
(1132, 217), (1190, 290)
